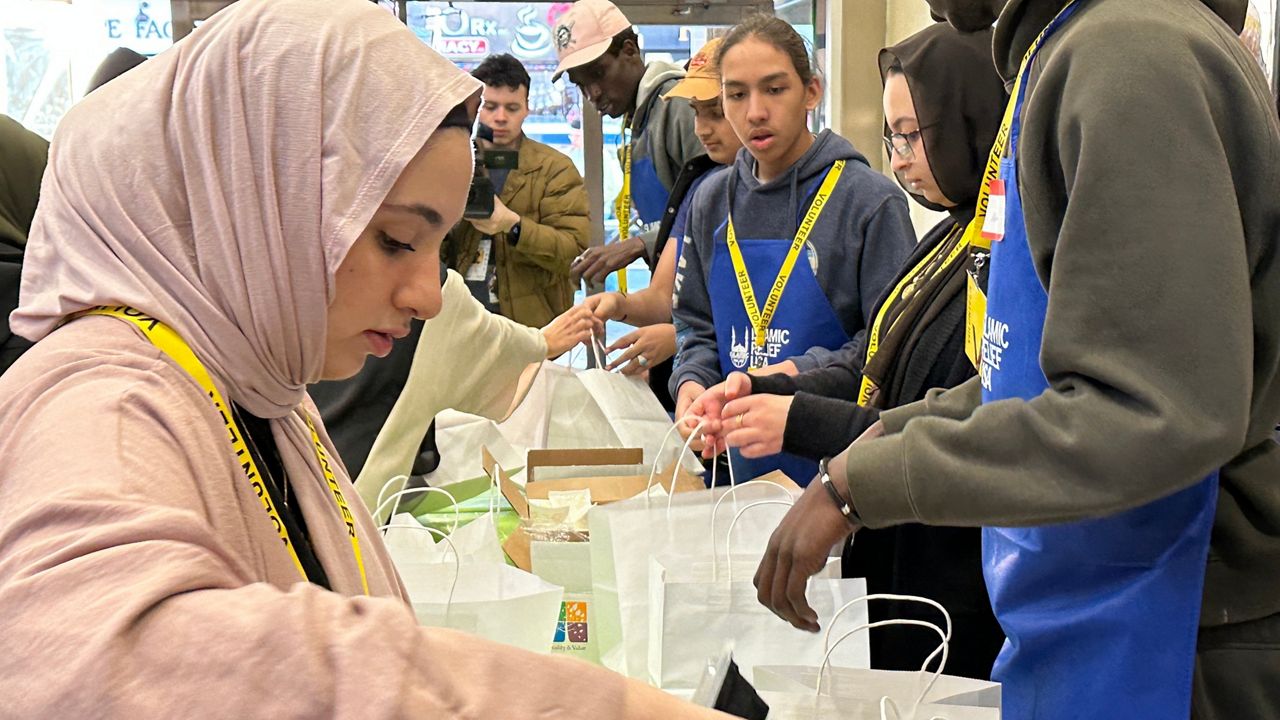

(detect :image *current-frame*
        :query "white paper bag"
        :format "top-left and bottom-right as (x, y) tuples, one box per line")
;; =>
(422, 409), (526, 487)
(754, 596), (1000, 720)
(590, 479), (806, 678)
(381, 512), (505, 567)
(757, 672), (1000, 720)
(648, 552), (869, 690)
(382, 516), (563, 655)
(398, 559), (565, 654)
(531, 539), (598, 663)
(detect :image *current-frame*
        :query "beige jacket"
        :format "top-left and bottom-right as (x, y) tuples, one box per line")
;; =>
(355, 270), (545, 510)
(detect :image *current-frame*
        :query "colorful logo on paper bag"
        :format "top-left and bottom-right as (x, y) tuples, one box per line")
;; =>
(554, 601), (588, 643)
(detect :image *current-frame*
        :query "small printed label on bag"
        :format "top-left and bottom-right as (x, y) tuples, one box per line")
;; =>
(551, 596), (597, 662)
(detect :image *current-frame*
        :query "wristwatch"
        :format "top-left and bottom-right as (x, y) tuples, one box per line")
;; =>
(818, 457), (859, 527)
(506, 220), (522, 246)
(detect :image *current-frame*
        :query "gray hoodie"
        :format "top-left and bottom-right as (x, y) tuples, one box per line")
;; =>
(626, 62), (704, 263)
(670, 129), (915, 396)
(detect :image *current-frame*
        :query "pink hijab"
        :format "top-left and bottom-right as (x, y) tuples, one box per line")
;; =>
(13, 0), (480, 420)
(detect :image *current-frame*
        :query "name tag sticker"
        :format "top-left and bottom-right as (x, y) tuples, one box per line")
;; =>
(981, 179), (1006, 242)
(465, 239), (491, 282)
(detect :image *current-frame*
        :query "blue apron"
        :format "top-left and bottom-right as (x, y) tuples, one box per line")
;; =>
(707, 179), (849, 485)
(981, 4), (1218, 716)
(630, 153), (668, 225)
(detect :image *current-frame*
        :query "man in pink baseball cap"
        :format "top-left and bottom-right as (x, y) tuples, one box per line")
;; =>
(552, 0), (702, 289)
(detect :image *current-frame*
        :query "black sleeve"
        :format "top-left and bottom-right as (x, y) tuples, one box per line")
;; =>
(750, 362), (861, 401)
(782, 392), (881, 461)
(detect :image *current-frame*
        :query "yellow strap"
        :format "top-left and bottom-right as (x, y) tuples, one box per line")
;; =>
(304, 413), (370, 595)
(613, 118), (632, 294)
(726, 160), (846, 349)
(964, 272), (988, 369)
(857, 224), (968, 406)
(81, 305), (368, 593)
(962, 0), (1079, 367)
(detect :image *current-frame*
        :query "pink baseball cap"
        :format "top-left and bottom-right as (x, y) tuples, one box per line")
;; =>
(551, 0), (633, 83)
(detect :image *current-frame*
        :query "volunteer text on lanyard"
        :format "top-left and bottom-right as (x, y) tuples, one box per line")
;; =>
(727, 160), (845, 349)
(959, 15), (1045, 370)
(79, 305), (370, 594)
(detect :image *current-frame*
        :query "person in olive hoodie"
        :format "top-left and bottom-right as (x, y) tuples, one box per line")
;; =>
(746, 1), (1280, 719)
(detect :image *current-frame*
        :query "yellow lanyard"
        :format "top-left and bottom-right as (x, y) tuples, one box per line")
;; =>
(857, 224), (968, 406)
(612, 117), (632, 294)
(726, 159), (846, 349)
(962, 0), (1079, 368)
(81, 305), (370, 594)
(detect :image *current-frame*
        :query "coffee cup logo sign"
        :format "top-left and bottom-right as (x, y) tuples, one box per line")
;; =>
(513, 6), (554, 59)
(408, 3), (559, 63)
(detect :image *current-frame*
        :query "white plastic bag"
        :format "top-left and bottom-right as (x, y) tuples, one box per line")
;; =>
(499, 361), (701, 473)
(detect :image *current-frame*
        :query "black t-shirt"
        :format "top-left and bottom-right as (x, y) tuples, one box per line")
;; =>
(235, 404), (331, 589)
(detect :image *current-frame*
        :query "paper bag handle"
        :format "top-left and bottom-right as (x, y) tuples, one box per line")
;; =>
(644, 416), (707, 505)
(819, 614), (952, 712)
(827, 594), (953, 654)
(589, 327), (606, 370)
(820, 618), (949, 715)
(723, 499), (794, 584)
(375, 475), (411, 524)
(709, 480), (794, 560)
(374, 486), (460, 535)
(376, 523), (460, 615)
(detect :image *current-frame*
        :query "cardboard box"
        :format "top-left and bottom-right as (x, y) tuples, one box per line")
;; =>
(483, 446), (704, 570)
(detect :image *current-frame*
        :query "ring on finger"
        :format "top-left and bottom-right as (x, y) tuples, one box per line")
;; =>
(637, 354), (649, 368)
(737, 412), (745, 428)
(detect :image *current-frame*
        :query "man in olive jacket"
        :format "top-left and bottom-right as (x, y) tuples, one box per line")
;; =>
(443, 54), (589, 328)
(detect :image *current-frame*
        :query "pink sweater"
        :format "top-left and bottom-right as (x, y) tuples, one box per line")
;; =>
(0, 317), (726, 719)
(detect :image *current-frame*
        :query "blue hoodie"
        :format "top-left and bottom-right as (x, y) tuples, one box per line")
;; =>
(670, 129), (915, 396)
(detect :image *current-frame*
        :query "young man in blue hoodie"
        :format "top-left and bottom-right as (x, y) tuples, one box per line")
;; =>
(552, 0), (704, 286)
(671, 16), (916, 483)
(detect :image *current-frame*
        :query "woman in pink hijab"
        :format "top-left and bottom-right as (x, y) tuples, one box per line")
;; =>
(0, 1), (728, 717)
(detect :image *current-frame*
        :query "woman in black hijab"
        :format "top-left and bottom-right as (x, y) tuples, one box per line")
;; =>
(702, 22), (1009, 678)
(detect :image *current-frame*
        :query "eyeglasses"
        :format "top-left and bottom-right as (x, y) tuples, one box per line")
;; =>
(882, 129), (924, 160)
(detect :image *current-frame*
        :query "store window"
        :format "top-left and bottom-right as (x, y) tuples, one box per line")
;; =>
(1244, 0), (1277, 83)
(2, 0), (173, 138)
(406, 0), (814, 364)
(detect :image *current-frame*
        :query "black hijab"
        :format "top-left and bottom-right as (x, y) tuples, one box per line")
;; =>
(878, 23), (1007, 216)
(858, 24), (1007, 409)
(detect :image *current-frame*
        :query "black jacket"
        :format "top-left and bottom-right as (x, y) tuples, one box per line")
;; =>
(647, 154), (719, 410)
